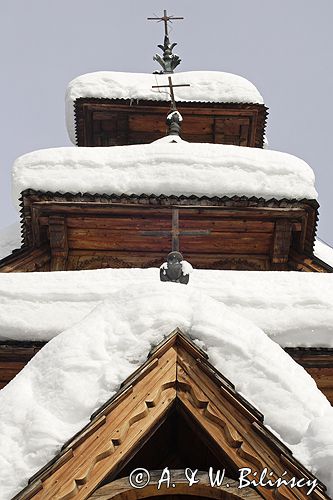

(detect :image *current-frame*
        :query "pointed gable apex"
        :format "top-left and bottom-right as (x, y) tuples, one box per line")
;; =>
(14, 329), (329, 500)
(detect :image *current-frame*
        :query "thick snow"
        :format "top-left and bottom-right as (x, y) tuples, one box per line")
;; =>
(0, 284), (332, 499)
(0, 222), (21, 260)
(314, 239), (333, 267)
(66, 71), (264, 144)
(0, 267), (333, 347)
(12, 142), (317, 209)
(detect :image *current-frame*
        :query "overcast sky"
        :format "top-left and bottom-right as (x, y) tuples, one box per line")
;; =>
(1, 1), (332, 245)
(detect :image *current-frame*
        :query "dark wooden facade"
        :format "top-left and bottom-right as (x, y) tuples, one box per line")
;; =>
(74, 99), (267, 148)
(1, 189), (330, 273)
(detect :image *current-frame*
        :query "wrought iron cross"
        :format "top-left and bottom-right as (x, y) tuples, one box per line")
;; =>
(152, 76), (190, 110)
(141, 208), (210, 252)
(147, 9), (184, 37)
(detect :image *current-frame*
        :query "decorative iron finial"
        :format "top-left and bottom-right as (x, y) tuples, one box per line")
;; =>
(147, 9), (183, 73)
(160, 251), (193, 284)
(166, 110), (182, 136)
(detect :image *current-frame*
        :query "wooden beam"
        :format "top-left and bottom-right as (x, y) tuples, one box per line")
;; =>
(48, 216), (68, 271)
(90, 470), (261, 499)
(271, 220), (293, 267)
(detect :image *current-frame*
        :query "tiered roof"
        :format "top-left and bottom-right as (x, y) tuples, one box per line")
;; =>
(66, 71), (264, 143)
(12, 141), (317, 208)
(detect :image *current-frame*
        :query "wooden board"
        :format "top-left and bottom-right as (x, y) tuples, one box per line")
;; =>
(74, 99), (267, 148)
(8, 191), (319, 273)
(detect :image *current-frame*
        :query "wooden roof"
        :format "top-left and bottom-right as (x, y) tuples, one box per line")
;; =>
(73, 99), (268, 148)
(13, 329), (329, 500)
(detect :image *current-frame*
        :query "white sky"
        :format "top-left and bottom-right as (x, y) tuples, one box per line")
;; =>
(1, 0), (332, 245)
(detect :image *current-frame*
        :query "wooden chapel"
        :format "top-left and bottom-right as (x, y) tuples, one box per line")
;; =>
(0, 11), (333, 405)
(1, 10), (333, 500)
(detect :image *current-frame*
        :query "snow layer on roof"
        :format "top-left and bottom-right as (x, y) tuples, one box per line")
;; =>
(66, 71), (264, 144)
(0, 284), (332, 499)
(0, 267), (333, 347)
(0, 222), (21, 260)
(314, 239), (333, 267)
(12, 142), (317, 209)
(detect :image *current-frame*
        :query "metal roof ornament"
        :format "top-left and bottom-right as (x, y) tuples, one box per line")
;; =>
(148, 9), (183, 74)
(166, 110), (182, 136)
(153, 35), (181, 74)
(152, 76), (190, 137)
(160, 251), (190, 284)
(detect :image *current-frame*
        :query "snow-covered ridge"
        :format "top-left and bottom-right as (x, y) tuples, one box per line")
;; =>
(12, 142), (317, 209)
(314, 239), (333, 268)
(0, 284), (332, 499)
(66, 71), (264, 144)
(1, 267), (333, 347)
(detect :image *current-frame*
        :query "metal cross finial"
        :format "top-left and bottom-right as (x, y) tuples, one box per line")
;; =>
(148, 9), (184, 73)
(152, 76), (190, 136)
(152, 76), (190, 111)
(147, 9), (184, 37)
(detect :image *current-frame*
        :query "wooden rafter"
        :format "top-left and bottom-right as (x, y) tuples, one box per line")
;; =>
(14, 329), (329, 500)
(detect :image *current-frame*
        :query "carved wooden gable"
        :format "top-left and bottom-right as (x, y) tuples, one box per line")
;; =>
(15, 330), (329, 500)
(74, 99), (267, 148)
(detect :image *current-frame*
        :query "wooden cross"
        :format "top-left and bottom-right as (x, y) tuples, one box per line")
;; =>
(147, 9), (184, 37)
(141, 208), (210, 252)
(152, 76), (190, 110)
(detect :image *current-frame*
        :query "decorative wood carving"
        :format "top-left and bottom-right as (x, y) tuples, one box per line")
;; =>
(48, 216), (68, 271)
(271, 220), (293, 267)
(15, 330), (329, 500)
(0, 247), (50, 273)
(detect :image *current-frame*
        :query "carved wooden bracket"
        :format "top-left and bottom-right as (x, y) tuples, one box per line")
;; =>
(271, 220), (293, 267)
(48, 216), (68, 271)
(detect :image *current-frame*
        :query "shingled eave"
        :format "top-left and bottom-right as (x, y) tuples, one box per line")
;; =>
(18, 188), (319, 255)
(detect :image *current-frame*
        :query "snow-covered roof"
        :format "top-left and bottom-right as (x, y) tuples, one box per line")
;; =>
(0, 283), (332, 499)
(314, 239), (333, 268)
(1, 265), (333, 347)
(12, 142), (317, 209)
(65, 71), (264, 143)
(0, 223), (21, 260)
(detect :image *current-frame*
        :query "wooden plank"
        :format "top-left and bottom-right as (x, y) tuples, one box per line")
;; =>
(271, 220), (292, 264)
(67, 217), (171, 230)
(90, 471), (261, 499)
(36, 348), (178, 499)
(48, 216), (68, 271)
(76, 100), (267, 148)
(65, 216), (274, 233)
(176, 350), (306, 500)
(0, 247), (51, 273)
(66, 237), (271, 254)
